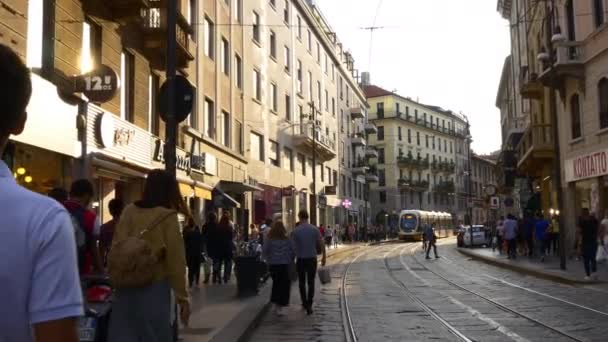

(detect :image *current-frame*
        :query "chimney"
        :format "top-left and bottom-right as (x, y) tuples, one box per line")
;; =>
(361, 72), (371, 86)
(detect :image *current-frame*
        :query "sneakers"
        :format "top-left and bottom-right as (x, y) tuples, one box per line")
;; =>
(274, 305), (286, 316)
(584, 276), (591, 281)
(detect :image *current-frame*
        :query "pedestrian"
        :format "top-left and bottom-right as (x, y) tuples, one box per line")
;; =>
(334, 225), (340, 248)
(202, 212), (219, 284)
(183, 218), (203, 288)
(64, 179), (104, 275)
(422, 223), (429, 252)
(208, 211), (235, 284)
(577, 208), (600, 280)
(325, 225), (333, 248)
(0, 43), (83, 342)
(292, 210), (326, 315)
(263, 221), (296, 316)
(99, 198), (124, 267)
(503, 214), (518, 259)
(48, 187), (68, 203)
(496, 216), (505, 255)
(534, 213), (550, 262)
(108, 169), (190, 341)
(319, 224), (326, 239)
(522, 213), (536, 257)
(424, 223), (439, 259)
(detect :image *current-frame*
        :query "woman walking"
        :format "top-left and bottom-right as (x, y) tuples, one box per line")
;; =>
(183, 218), (203, 288)
(208, 211), (235, 284)
(108, 169), (190, 341)
(263, 221), (295, 316)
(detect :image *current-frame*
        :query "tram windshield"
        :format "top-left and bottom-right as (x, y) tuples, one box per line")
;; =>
(400, 214), (418, 232)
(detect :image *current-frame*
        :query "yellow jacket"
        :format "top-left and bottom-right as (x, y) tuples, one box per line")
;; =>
(113, 204), (189, 303)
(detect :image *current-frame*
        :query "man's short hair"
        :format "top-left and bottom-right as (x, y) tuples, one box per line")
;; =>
(298, 210), (309, 220)
(70, 179), (94, 198)
(108, 199), (124, 217)
(0, 44), (32, 136)
(48, 187), (68, 203)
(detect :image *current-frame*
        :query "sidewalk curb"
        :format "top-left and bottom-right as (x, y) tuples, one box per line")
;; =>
(457, 248), (604, 285)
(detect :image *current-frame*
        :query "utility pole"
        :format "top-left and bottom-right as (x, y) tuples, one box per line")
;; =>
(466, 119), (474, 247)
(164, 0), (178, 176)
(310, 102), (318, 226)
(545, 0), (567, 270)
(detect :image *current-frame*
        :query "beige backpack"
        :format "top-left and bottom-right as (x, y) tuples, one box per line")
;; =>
(108, 211), (175, 288)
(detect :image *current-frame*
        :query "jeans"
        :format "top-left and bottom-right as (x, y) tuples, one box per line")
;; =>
(187, 256), (201, 287)
(269, 264), (291, 306)
(426, 240), (438, 258)
(213, 257), (233, 283)
(582, 244), (598, 276)
(296, 258), (317, 307)
(507, 239), (517, 259)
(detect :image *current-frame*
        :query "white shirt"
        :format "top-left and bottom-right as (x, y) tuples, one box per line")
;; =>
(0, 161), (83, 341)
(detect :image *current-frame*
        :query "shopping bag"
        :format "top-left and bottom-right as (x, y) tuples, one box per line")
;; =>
(596, 245), (608, 263)
(318, 266), (331, 285)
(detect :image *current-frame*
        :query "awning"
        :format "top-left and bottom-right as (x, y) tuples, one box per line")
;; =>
(176, 174), (213, 200)
(212, 188), (240, 208)
(179, 183), (194, 196)
(194, 186), (212, 200)
(218, 180), (263, 194)
(90, 155), (148, 179)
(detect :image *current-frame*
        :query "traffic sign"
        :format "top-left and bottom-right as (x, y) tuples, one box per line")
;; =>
(159, 75), (194, 123)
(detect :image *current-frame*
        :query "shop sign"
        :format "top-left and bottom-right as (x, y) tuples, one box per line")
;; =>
(324, 185), (337, 195)
(72, 64), (119, 103)
(565, 149), (608, 182)
(100, 113), (136, 148)
(153, 139), (191, 172)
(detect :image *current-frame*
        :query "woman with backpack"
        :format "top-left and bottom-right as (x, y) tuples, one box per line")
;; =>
(108, 169), (190, 341)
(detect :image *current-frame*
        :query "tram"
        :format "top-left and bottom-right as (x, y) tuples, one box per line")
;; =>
(397, 210), (454, 240)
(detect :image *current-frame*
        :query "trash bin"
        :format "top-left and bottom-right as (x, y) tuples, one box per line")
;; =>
(235, 256), (259, 297)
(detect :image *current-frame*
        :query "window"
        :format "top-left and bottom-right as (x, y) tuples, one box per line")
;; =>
(340, 110), (344, 132)
(378, 148), (385, 164)
(377, 102), (384, 118)
(425, 134), (429, 148)
(120, 50), (135, 122)
(396, 103), (401, 114)
(377, 126), (384, 140)
(570, 94), (582, 139)
(317, 81), (321, 107)
(189, 94), (198, 129)
(316, 42), (320, 63)
(594, 0), (605, 27)
(324, 53), (328, 74)
(269, 31), (276, 58)
(235, 121), (244, 154)
(253, 68), (262, 101)
(308, 71), (313, 100)
(149, 72), (160, 135)
(220, 111), (230, 147)
(250, 132), (263, 161)
(296, 60), (303, 93)
(81, 20), (102, 73)
(398, 127), (402, 141)
(204, 17), (214, 59)
(221, 37), (229, 75)
(333, 171), (338, 187)
(284, 46), (290, 72)
(270, 82), (278, 112)
(325, 90), (329, 111)
(298, 153), (306, 175)
(235, 54), (242, 88)
(204, 98), (215, 138)
(449, 141), (453, 153)
(416, 132), (420, 145)
(407, 129), (411, 143)
(339, 77), (343, 99)
(379, 191), (387, 203)
(326, 167), (331, 183)
(331, 64), (335, 81)
(283, 0), (289, 23)
(307, 29), (312, 51)
(297, 15), (302, 38)
(566, 0), (576, 40)
(600, 78), (608, 128)
(285, 94), (291, 121)
(234, 0), (242, 22)
(283, 147), (293, 171)
(320, 163), (324, 182)
(26, 0), (44, 68)
(379, 169), (386, 186)
(253, 12), (260, 42)
(332, 98), (336, 116)
(269, 141), (279, 166)
(188, 0), (197, 39)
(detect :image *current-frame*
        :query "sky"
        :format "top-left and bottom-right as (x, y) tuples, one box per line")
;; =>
(316, 0), (511, 154)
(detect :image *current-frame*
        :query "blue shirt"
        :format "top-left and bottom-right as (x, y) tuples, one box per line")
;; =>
(263, 239), (295, 265)
(292, 222), (322, 259)
(0, 161), (83, 341)
(535, 219), (550, 241)
(503, 219), (518, 240)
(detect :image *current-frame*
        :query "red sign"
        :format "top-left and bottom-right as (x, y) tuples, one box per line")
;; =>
(565, 149), (608, 182)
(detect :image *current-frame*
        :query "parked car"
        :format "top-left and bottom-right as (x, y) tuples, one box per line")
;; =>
(460, 225), (488, 247)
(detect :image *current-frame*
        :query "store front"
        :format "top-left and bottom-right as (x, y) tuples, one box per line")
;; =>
(2, 74), (81, 194)
(564, 149), (608, 217)
(254, 184), (283, 224)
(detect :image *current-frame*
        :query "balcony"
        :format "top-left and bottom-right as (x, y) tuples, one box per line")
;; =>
(294, 124), (337, 162)
(350, 133), (366, 147)
(538, 42), (585, 89)
(81, 0), (151, 21)
(370, 110), (459, 137)
(502, 116), (527, 149)
(351, 161), (369, 176)
(434, 181), (455, 194)
(397, 155), (430, 170)
(519, 66), (543, 99)
(431, 161), (442, 173)
(365, 146), (379, 159)
(350, 107), (365, 120)
(365, 167), (379, 183)
(141, 3), (195, 70)
(517, 123), (554, 174)
(440, 161), (456, 173)
(398, 179), (429, 192)
(364, 122), (378, 134)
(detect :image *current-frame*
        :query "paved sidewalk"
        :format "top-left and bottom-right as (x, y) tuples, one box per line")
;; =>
(179, 243), (362, 342)
(458, 247), (608, 284)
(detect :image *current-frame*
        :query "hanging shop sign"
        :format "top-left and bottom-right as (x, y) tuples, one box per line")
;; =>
(565, 149), (608, 183)
(99, 113), (135, 148)
(72, 64), (119, 103)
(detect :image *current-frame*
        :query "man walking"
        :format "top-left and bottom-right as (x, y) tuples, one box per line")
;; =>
(424, 223), (439, 259)
(535, 213), (550, 262)
(503, 214), (518, 259)
(522, 213), (536, 257)
(578, 208), (600, 280)
(292, 210), (326, 315)
(0, 43), (83, 342)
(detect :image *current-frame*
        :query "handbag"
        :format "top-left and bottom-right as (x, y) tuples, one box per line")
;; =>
(108, 211), (175, 288)
(318, 266), (331, 285)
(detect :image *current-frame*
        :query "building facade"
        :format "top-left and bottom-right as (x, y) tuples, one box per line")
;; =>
(470, 154), (499, 225)
(362, 83), (469, 225)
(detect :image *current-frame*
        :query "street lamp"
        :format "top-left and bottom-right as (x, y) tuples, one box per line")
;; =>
(465, 118), (474, 248)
